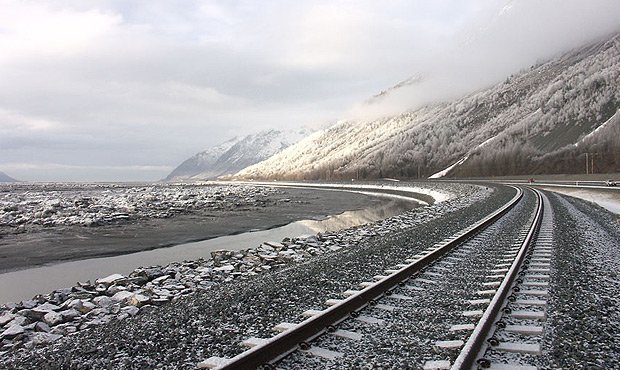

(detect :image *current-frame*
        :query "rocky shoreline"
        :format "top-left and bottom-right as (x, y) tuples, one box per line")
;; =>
(1, 208), (425, 354)
(0, 232), (350, 352)
(0, 181), (478, 365)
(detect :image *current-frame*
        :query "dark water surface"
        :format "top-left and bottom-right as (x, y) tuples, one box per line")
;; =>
(0, 188), (417, 303)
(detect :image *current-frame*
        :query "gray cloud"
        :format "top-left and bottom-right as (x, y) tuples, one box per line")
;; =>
(1, 0), (618, 181)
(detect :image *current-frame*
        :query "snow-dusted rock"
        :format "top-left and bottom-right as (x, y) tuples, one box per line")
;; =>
(0, 312), (16, 326)
(151, 275), (171, 284)
(34, 302), (60, 311)
(214, 265), (235, 272)
(34, 321), (51, 333)
(105, 285), (126, 296)
(93, 296), (114, 307)
(258, 244), (275, 252)
(121, 305), (139, 317)
(111, 291), (134, 303)
(96, 274), (125, 285)
(42, 311), (64, 326)
(50, 323), (78, 336)
(263, 241), (284, 249)
(59, 309), (80, 321)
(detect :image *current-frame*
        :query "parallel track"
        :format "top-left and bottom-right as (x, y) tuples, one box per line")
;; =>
(450, 188), (546, 370)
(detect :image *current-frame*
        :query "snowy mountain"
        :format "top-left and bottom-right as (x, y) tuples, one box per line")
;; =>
(236, 33), (620, 180)
(166, 128), (315, 181)
(165, 137), (240, 181)
(0, 171), (18, 182)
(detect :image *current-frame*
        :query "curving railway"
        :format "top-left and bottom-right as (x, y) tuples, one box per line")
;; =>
(198, 187), (559, 369)
(2, 182), (619, 369)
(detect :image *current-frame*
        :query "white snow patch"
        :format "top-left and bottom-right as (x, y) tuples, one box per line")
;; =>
(574, 109), (619, 147)
(429, 156), (469, 179)
(429, 134), (498, 179)
(476, 134), (499, 149)
(220, 181), (452, 205)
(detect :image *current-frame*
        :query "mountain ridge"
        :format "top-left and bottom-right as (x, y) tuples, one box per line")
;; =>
(166, 128), (314, 181)
(235, 33), (620, 180)
(0, 171), (18, 183)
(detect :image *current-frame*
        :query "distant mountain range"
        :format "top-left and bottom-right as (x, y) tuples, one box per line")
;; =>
(0, 171), (18, 182)
(235, 33), (620, 180)
(166, 128), (315, 181)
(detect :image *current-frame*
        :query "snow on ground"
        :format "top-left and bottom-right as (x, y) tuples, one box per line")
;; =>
(538, 186), (620, 214)
(574, 109), (619, 146)
(429, 134), (498, 179)
(429, 155), (469, 179)
(223, 181), (454, 205)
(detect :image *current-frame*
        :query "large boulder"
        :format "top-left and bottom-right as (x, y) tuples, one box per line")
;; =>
(1, 324), (25, 339)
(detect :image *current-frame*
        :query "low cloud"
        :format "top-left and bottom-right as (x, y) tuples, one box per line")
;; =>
(347, 0), (620, 120)
(3, 162), (174, 182)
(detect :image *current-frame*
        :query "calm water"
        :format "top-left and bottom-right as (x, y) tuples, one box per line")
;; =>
(0, 198), (414, 303)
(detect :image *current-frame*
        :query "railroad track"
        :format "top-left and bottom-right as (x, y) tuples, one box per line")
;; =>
(451, 189), (552, 370)
(198, 187), (550, 369)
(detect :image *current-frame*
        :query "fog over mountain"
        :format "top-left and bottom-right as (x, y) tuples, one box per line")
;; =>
(236, 34), (620, 180)
(1, 1), (619, 181)
(347, 1), (620, 121)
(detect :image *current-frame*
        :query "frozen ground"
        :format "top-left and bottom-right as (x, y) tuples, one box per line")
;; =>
(537, 186), (620, 214)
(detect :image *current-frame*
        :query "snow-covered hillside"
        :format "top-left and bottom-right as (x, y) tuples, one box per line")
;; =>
(236, 33), (620, 180)
(165, 137), (240, 181)
(166, 128), (314, 181)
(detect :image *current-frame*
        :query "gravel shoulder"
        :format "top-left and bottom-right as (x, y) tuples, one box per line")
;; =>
(541, 191), (620, 369)
(537, 186), (620, 215)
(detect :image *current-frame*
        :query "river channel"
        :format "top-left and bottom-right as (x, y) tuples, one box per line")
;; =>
(0, 191), (419, 303)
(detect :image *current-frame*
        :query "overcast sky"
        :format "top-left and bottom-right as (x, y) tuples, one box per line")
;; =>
(1, 0), (619, 182)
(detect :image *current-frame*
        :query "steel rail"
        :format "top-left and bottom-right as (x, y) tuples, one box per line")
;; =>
(213, 186), (524, 370)
(451, 187), (543, 370)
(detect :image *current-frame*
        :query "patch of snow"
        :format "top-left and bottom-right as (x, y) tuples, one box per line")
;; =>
(429, 156), (469, 179)
(429, 134), (499, 179)
(223, 181), (453, 205)
(574, 109), (619, 147)
(539, 186), (620, 214)
(476, 134), (499, 149)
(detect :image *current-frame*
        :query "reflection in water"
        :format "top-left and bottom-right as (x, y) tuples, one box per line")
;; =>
(300, 199), (412, 232)
(0, 199), (415, 303)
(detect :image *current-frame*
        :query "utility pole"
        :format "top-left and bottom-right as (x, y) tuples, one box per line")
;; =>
(585, 152), (589, 175)
(592, 152), (601, 174)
